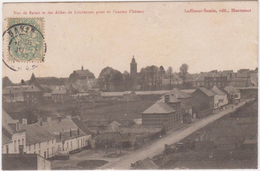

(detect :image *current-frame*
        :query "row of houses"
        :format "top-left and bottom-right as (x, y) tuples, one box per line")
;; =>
(141, 86), (241, 127)
(194, 69), (258, 89)
(2, 110), (93, 163)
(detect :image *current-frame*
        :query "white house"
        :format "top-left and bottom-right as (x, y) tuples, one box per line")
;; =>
(20, 121), (56, 159)
(211, 86), (228, 109)
(2, 110), (26, 154)
(41, 116), (92, 154)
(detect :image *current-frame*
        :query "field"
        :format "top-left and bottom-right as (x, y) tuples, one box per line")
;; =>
(157, 100), (258, 169)
(80, 100), (156, 121)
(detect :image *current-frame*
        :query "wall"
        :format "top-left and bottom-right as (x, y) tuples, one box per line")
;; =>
(26, 139), (56, 159)
(6, 132), (27, 154)
(192, 90), (214, 114)
(37, 155), (51, 170)
(213, 94), (228, 109)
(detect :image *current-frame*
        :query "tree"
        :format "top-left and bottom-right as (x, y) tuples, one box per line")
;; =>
(29, 73), (37, 85)
(111, 71), (123, 91)
(2, 76), (12, 88)
(159, 66), (165, 90)
(179, 63), (189, 88)
(166, 66), (173, 89)
(21, 79), (25, 85)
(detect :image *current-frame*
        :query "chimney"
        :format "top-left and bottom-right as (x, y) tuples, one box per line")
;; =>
(165, 95), (170, 104)
(22, 118), (27, 125)
(38, 118), (43, 126)
(47, 117), (51, 123)
(77, 128), (80, 135)
(70, 129), (72, 137)
(66, 115), (71, 120)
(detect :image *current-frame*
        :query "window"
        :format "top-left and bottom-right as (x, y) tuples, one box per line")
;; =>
(58, 145), (60, 150)
(39, 150), (41, 156)
(14, 140), (17, 151)
(34, 144), (36, 150)
(22, 139), (24, 146)
(52, 147), (54, 156)
(47, 148), (49, 158)
(67, 142), (69, 149)
(52, 139), (54, 144)
(29, 145), (31, 151)
(39, 143), (41, 148)
(71, 142), (72, 149)
(18, 139), (20, 146)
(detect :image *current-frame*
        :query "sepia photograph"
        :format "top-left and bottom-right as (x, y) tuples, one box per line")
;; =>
(2, 1), (258, 170)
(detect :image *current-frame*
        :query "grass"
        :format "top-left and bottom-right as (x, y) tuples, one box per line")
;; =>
(158, 101), (258, 169)
(80, 100), (156, 121)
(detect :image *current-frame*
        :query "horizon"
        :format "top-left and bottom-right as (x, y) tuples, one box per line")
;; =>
(3, 63), (257, 84)
(2, 2), (258, 83)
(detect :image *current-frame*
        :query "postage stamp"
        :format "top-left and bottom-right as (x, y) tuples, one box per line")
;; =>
(6, 18), (45, 62)
(2, 17), (46, 71)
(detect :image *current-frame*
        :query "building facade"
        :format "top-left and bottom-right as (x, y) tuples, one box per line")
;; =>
(191, 87), (214, 119)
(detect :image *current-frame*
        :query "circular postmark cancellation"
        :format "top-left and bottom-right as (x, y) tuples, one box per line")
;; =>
(2, 18), (46, 71)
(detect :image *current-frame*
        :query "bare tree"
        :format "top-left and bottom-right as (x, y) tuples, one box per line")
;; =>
(179, 63), (189, 88)
(166, 66), (173, 89)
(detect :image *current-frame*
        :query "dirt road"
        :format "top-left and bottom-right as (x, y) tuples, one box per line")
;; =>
(99, 100), (248, 170)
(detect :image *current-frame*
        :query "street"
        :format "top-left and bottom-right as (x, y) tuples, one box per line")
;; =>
(98, 100), (248, 170)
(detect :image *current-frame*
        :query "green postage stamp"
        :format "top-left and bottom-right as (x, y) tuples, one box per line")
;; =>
(6, 18), (45, 63)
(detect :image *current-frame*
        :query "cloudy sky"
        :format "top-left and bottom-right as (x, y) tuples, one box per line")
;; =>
(2, 1), (258, 83)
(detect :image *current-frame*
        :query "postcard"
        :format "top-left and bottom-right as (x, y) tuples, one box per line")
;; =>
(2, 1), (258, 170)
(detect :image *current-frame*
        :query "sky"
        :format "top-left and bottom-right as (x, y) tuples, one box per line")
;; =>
(2, 2), (258, 83)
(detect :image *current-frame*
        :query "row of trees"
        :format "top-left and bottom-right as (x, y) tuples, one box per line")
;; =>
(96, 64), (190, 91)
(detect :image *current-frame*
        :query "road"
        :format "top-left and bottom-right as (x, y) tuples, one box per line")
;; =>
(99, 100), (248, 170)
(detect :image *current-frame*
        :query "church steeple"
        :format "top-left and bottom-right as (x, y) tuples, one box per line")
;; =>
(130, 55), (137, 78)
(131, 56), (136, 64)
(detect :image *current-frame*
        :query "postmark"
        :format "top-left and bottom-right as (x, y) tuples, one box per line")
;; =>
(2, 18), (46, 71)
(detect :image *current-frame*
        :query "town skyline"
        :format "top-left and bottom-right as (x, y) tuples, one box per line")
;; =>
(2, 2), (258, 83)
(3, 58), (258, 84)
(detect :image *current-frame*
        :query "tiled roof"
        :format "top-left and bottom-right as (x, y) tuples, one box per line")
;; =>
(24, 85), (41, 93)
(43, 93), (52, 97)
(2, 134), (12, 145)
(71, 117), (93, 135)
(52, 86), (67, 94)
(170, 88), (191, 98)
(142, 102), (175, 114)
(197, 87), (214, 97)
(41, 118), (86, 141)
(158, 94), (181, 103)
(224, 86), (239, 93)
(20, 123), (56, 145)
(195, 73), (205, 81)
(211, 86), (227, 95)
(74, 69), (95, 78)
(109, 121), (121, 126)
(2, 85), (30, 94)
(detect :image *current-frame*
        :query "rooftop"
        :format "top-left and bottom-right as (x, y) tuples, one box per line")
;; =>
(142, 102), (176, 114)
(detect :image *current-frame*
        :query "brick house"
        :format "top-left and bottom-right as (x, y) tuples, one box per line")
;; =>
(51, 86), (68, 103)
(142, 102), (180, 126)
(191, 87), (214, 119)
(23, 85), (42, 103)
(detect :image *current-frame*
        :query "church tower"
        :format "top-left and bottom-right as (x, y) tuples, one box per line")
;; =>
(130, 56), (137, 78)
